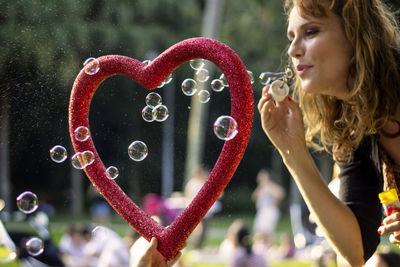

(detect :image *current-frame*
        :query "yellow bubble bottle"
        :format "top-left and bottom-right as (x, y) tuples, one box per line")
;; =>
(379, 188), (400, 216)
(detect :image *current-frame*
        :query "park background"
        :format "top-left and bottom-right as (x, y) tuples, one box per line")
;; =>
(1, 0), (399, 266)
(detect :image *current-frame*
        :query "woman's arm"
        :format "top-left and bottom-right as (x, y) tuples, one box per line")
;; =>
(258, 87), (365, 266)
(283, 149), (364, 266)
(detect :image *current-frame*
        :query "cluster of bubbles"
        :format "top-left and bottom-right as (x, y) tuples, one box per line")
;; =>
(180, 59), (241, 141)
(141, 92), (169, 122)
(49, 125), (120, 180)
(180, 59), (212, 103)
(182, 59), (255, 106)
(71, 151), (95, 169)
(49, 126), (95, 170)
(51, 57), (252, 189)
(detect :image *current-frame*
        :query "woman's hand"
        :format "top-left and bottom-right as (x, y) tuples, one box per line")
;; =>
(130, 237), (182, 267)
(378, 212), (400, 246)
(257, 84), (307, 158)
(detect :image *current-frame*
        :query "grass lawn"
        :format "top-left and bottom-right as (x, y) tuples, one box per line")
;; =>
(0, 212), (324, 267)
(1, 212), (398, 267)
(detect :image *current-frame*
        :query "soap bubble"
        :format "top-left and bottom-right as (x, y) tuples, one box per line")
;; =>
(25, 237), (44, 256)
(157, 82), (165, 88)
(195, 68), (210, 83)
(71, 152), (84, 169)
(259, 72), (284, 85)
(128, 141), (148, 161)
(145, 92), (162, 108)
(152, 105), (169, 122)
(198, 90), (210, 103)
(49, 145), (67, 163)
(82, 151), (95, 167)
(142, 59), (152, 65)
(0, 245), (17, 263)
(213, 116), (238, 141)
(141, 106), (155, 122)
(83, 57), (100, 75)
(247, 70), (255, 84)
(181, 79), (197, 96)
(71, 151), (94, 169)
(16, 191), (39, 214)
(219, 73), (228, 87)
(211, 79), (224, 92)
(92, 226), (109, 242)
(106, 166), (119, 180)
(164, 73), (173, 85)
(74, 126), (90, 142)
(189, 59), (205, 70)
(259, 72), (272, 85)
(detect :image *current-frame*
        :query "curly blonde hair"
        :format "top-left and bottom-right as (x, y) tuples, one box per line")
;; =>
(284, 0), (400, 162)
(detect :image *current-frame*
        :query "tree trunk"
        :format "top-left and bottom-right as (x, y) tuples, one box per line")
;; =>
(0, 93), (11, 212)
(162, 77), (175, 197)
(184, 0), (224, 184)
(70, 143), (83, 217)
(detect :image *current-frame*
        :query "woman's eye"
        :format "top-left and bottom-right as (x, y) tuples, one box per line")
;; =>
(305, 28), (319, 36)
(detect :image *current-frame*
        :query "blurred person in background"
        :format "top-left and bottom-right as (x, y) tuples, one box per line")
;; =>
(252, 169), (284, 249)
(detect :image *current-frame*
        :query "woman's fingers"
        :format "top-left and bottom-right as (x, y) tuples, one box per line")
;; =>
(382, 211), (400, 225)
(168, 252), (182, 266)
(379, 212), (400, 238)
(389, 233), (400, 245)
(262, 84), (270, 95)
(147, 238), (158, 253)
(258, 91), (273, 111)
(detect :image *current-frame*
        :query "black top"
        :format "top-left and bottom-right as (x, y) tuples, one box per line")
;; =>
(337, 136), (383, 262)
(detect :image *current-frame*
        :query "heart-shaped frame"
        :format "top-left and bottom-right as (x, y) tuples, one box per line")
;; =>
(69, 37), (253, 259)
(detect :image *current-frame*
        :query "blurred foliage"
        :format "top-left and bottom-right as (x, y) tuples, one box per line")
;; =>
(0, 0), (202, 84)
(0, 0), (290, 211)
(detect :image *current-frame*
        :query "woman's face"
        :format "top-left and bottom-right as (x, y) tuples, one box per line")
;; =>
(287, 4), (353, 99)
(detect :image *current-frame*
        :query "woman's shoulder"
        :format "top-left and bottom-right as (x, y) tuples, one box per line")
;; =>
(338, 135), (380, 168)
(336, 135), (382, 186)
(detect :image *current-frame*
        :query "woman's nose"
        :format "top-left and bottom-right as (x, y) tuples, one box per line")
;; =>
(287, 39), (304, 59)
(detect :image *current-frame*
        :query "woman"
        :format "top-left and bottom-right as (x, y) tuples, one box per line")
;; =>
(258, 0), (400, 266)
(251, 169), (284, 246)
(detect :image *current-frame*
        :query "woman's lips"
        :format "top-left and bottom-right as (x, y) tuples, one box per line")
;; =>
(296, 65), (312, 76)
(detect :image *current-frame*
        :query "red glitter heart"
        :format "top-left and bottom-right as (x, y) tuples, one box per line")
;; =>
(68, 37), (253, 259)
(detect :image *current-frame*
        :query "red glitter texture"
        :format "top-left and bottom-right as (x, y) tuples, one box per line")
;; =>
(69, 37), (254, 260)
